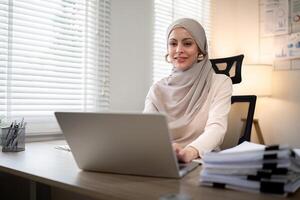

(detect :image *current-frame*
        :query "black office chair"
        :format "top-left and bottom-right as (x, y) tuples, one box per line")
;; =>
(210, 54), (257, 149)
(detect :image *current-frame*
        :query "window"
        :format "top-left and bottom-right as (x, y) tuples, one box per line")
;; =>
(0, 0), (111, 134)
(153, 0), (213, 83)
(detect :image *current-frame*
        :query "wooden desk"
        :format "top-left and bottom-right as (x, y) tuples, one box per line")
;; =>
(0, 140), (299, 200)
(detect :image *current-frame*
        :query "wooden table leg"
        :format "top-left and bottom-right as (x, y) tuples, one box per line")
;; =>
(253, 119), (265, 145)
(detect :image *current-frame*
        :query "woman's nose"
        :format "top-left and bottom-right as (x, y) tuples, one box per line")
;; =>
(176, 44), (184, 53)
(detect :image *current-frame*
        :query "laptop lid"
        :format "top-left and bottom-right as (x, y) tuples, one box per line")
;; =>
(55, 112), (197, 178)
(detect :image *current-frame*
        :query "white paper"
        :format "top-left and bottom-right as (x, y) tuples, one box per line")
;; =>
(261, 0), (289, 36)
(220, 141), (265, 154)
(274, 35), (289, 59)
(288, 32), (300, 58)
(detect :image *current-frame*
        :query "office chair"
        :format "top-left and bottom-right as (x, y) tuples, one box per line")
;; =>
(210, 54), (243, 84)
(210, 55), (257, 149)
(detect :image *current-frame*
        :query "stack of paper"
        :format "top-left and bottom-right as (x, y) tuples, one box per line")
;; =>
(200, 142), (300, 195)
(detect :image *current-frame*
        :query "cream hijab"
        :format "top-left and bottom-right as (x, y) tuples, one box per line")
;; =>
(148, 18), (214, 130)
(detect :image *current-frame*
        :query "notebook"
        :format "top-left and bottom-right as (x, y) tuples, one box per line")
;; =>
(55, 112), (198, 178)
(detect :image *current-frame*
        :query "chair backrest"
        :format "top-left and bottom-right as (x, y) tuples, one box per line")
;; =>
(210, 55), (257, 149)
(210, 54), (244, 84)
(220, 95), (257, 150)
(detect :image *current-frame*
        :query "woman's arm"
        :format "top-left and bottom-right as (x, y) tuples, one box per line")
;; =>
(187, 76), (233, 158)
(143, 97), (158, 113)
(143, 86), (159, 113)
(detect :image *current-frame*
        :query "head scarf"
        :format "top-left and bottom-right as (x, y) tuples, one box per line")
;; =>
(148, 18), (214, 129)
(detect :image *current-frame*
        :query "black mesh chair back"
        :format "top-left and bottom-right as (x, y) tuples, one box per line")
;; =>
(210, 54), (256, 149)
(210, 54), (243, 84)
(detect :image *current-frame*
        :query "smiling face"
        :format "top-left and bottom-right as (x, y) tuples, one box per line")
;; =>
(168, 27), (200, 71)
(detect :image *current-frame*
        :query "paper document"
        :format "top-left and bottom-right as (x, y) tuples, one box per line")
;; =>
(200, 142), (300, 195)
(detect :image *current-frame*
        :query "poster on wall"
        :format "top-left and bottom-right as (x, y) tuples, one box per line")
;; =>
(274, 35), (289, 59)
(288, 32), (300, 58)
(291, 0), (300, 25)
(261, 0), (289, 36)
(274, 33), (300, 60)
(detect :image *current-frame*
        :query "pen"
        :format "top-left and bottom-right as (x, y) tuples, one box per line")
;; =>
(6, 127), (18, 147)
(4, 122), (14, 142)
(10, 129), (22, 148)
(4, 124), (17, 147)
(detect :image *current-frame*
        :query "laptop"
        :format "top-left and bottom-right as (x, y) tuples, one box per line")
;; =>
(55, 112), (198, 178)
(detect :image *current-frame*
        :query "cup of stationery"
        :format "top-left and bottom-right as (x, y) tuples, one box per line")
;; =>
(1, 121), (26, 152)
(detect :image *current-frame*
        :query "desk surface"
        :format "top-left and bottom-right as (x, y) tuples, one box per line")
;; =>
(0, 140), (299, 200)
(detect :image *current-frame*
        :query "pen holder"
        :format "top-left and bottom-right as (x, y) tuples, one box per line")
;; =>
(1, 126), (25, 152)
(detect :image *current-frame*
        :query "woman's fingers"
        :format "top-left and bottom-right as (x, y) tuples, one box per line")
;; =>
(172, 143), (182, 154)
(172, 144), (199, 163)
(178, 149), (190, 163)
(178, 147), (199, 163)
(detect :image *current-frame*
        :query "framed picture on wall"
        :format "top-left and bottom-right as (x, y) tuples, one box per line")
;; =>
(260, 0), (289, 36)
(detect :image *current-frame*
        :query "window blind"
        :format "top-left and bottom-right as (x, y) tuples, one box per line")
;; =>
(0, 0), (111, 134)
(153, 0), (213, 83)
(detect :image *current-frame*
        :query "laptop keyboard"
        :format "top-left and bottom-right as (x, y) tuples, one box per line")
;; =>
(178, 163), (189, 170)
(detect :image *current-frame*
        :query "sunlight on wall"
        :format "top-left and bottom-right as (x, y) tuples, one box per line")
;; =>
(255, 98), (300, 148)
(233, 64), (273, 96)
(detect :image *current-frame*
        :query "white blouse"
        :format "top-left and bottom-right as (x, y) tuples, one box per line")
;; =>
(143, 73), (232, 157)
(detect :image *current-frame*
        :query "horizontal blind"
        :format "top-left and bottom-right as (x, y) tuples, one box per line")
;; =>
(0, 0), (111, 134)
(153, 0), (212, 83)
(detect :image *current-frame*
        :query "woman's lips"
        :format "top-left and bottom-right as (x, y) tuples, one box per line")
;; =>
(175, 57), (187, 63)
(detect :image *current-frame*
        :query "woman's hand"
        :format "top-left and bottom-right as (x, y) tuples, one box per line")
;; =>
(172, 143), (199, 163)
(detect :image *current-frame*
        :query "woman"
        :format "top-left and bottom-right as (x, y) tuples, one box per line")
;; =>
(144, 18), (232, 163)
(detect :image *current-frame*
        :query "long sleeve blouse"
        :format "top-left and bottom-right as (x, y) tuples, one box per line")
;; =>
(143, 73), (232, 157)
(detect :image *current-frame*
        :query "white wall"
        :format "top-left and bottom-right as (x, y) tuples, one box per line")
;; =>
(110, 0), (153, 111)
(212, 0), (300, 148)
(211, 0), (260, 64)
(256, 71), (300, 147)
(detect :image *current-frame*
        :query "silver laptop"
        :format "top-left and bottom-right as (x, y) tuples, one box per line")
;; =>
(55, 112), (198, 178)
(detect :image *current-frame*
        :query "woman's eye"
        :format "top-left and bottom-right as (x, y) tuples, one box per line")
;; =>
(184, 42), (192, 46)
(169, 42), (177, 46)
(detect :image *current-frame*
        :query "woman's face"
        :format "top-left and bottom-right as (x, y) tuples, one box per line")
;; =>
(168, 27), (199, 71)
